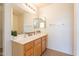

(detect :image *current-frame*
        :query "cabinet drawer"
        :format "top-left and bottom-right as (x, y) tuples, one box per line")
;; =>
(24, 41), (33, 51)
(24, 48), (33, 56)
(34, 38), (41, 45)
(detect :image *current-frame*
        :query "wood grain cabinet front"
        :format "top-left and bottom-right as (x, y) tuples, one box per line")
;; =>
(42, 38), (46, 53)
(41, 35), (48, 53)
(24, 41), (33, 51)
(45, 35), (48, 50)
(24, 48), (33, 56)
(34, 38), (42, 56)
(12, 35), (48, 56)
(24, 41), (34, 56)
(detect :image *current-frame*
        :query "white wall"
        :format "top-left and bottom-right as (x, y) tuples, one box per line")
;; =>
(76, 4), (79, 55)
(39, 3), (74, 55)
(3, 4), (12, 56)
(74, 3), (79, 56)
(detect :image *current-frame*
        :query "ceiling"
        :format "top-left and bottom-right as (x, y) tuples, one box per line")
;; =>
(12, 3), (52, 14)
(33, 3), (51, 9)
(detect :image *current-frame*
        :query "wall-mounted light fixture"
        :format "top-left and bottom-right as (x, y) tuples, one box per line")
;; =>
(25, 3), (36, 12)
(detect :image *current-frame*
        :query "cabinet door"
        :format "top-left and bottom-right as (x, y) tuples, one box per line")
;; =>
(24, 48), (33, 56)
(24, 41), (33, 51)
(34, 43), (41, 56)
(42, 35), (48, 53)
(24, 41), (34, 56)
(45, 36), (48, 49)
(42, 39), (46, 53)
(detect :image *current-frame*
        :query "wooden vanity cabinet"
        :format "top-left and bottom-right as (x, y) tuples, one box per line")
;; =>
(41, 35), (48, 53)
(12, 35), (48, 56)
(42, 38), (46, 53)
(24, 48), (33, 56)
(12, 41), (34, 56)
(24, 41), (33, 56)
(34, 38), (42, 56)
(45, 35), (48, 50)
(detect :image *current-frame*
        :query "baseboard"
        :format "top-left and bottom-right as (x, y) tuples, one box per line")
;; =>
(47, 48), (73, 56)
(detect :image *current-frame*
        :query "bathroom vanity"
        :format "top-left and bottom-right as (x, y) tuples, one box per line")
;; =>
(12, 32), (48, 56)
(11, 4), (47, 56)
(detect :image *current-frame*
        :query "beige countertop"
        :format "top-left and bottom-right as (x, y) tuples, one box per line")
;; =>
(12, 32), (48, 45)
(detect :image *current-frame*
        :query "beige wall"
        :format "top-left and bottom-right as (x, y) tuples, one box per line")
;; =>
(39, 3), (74, 55)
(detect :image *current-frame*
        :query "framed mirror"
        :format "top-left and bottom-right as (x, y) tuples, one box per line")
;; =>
(33, 17), (46, 29)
